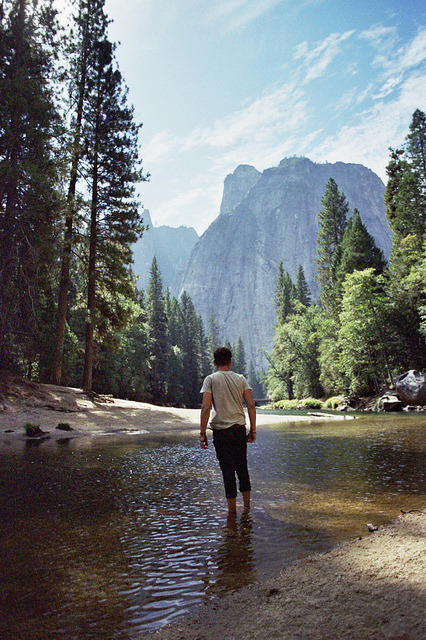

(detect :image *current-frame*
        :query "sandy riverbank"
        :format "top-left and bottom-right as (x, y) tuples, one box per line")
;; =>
(149, 511), (425, 640)
(0, 376), (350, 441)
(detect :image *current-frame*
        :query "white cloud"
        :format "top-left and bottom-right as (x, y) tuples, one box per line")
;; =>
(362, 25), (426, 77)
(205, 0), (288, 31)
(294, 31), (355, 84)
(360, 25), (398, 47)
(309, 72), (426, 181)
(143, 131), (179, 164)
(373, 75), (404, 99)
(183, 83), (306, 151)
(395, 27), (426, 73)
(154, 183), (223, 231)
(335, 87), (359, 112)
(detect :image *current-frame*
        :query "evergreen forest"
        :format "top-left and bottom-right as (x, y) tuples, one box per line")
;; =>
(267, 108), (426, 403)
(0, 1), (425, 407)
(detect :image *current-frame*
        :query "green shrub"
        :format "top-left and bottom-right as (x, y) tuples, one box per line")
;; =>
(273, 398), (301, 410)
(299, 397), (324, 409)
(324, 396), (345, 409)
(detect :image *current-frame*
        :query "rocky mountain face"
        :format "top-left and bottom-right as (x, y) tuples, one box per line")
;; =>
(179, 157), (393, 368)
(132, 210), (198, 295)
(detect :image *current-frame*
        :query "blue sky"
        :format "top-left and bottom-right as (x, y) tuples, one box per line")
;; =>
(102, 0), (425, 234)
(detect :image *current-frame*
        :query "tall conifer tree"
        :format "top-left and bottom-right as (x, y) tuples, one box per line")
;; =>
(207, 310), (221, 360)
(233, 336), (247, 376)
(179, 291), (201, 407)
(146, 257), (168, 403)
(81, 0), (146, 392)
(316, 178), (348, 306)
(275, 262), (295, 324)
(337, 209), (386, 282)
(51, 0), (93, 384)
(295, 265), (311, 306)
(0, 0), (60, 374)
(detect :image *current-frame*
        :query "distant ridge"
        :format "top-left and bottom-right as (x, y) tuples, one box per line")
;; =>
(132, 210), (198, 295)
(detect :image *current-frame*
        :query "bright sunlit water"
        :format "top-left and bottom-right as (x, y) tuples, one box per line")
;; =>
(0, 413), (425, 639)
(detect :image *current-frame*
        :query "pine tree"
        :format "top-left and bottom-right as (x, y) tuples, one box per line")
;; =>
(81, 0), (146, 392)
(295, 265), (311, 306)
(338, 269), (392, 394)
(406, 109), (426, 196)
(267, 304), (322, 399)
(385, 109), (426, 271)
(179, 291), (201, 407)
(223, 337), (232, 352)
(0, 0), (61, 375)
(233, 336), (247, 376)
(248, 361), (264, 398)
(270, 267), (297, 399)
(198, 315), (211, 380)
(337, 209), (386, 281)
(383, 110), (426, 371)
(145, 257), (168, 403)
(51, 0), (94, 384)
(126, 291), (150, 401)
(275, 262), (296, 324)
(316, 178), (348, 305)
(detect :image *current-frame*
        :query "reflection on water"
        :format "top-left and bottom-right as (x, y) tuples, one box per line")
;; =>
(0, 414), (425, 638)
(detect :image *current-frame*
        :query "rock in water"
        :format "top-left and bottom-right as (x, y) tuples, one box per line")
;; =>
(180, 157), (392, 368)
(393, 370), (426, 406)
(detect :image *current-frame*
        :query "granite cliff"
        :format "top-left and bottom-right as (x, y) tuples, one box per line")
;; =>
(132, 210), (198, 295)
(179, 157), (393, 368)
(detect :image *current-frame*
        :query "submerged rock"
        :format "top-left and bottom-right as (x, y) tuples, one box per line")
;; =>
(24, 424), (50, 439)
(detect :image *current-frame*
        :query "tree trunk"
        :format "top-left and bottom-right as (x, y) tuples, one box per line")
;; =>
(83, 94), (100, 393)
(51, 12), (89, 385)
(83, 189), (97, 393)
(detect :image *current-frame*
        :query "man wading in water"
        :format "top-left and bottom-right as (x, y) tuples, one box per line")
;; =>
(199, 347), (257, 515)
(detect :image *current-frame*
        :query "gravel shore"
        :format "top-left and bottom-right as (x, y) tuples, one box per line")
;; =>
(148, 512), (425, 640)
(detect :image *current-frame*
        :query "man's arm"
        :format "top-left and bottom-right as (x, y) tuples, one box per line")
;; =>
(243, 388), (256, 442)
(200, 391), (212, 449)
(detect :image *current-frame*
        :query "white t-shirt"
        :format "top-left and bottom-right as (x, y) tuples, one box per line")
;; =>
(200, 370), (251, 429)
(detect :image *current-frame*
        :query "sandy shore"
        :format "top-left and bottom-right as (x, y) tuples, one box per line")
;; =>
(0, 379), (349, 441)
(149, 511), (425, 640)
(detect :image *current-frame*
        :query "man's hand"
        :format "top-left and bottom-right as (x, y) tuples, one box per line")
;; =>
(247, 430), (256, 443)
(200, 433), (208, 449)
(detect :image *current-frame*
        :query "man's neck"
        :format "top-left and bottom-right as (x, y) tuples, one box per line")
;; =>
(216, 364), (231, 372)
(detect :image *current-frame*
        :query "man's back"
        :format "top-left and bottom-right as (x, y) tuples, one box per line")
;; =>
(201, 370), (250, 429)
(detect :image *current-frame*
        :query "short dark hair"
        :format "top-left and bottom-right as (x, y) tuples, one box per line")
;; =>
(214, 346), (232, 366)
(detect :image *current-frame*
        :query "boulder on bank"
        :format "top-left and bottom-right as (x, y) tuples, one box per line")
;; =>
(393, 370), (426, 406)
(377, 393), (404, 412)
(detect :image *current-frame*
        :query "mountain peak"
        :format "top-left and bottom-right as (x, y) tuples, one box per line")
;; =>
(220, 164), (261, 215)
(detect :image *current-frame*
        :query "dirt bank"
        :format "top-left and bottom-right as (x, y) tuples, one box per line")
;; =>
(149, 511), (425, 640)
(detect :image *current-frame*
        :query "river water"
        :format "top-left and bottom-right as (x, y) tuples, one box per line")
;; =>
(0, 413), (425, 639)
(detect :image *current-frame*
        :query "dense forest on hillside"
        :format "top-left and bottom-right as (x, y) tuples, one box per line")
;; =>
(0, 1), (425, 406)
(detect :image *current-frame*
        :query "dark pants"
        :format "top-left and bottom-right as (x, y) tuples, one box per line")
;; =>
(213, 424), (251, 499)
